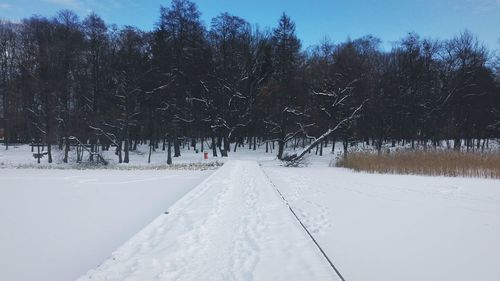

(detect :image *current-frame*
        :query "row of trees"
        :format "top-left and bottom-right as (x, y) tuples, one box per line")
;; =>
(0, 0), (499, 163)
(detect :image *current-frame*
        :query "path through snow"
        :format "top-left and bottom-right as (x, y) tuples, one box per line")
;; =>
(78, 160), (338, 281)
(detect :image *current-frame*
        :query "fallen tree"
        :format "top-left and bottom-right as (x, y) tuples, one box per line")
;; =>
(282, 76), (367, 166)
(282, 102), (365, 166)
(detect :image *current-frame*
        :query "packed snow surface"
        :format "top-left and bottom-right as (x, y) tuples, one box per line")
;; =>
(0, 168), (212, 281)
(77, 160), (338, 281)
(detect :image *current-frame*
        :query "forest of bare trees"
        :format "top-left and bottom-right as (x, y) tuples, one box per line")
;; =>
(0, 0), (499, 163)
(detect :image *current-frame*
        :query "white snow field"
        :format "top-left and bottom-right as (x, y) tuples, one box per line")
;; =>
(1, 144), (500, 281)
(264, 166), (500, 281)
(77, 160), (338, 281)
(0, 168), (213, 281)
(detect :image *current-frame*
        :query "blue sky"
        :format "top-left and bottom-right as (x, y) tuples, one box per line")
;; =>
(0, 0), (498, 51)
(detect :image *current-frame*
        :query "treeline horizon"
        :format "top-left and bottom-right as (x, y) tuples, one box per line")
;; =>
(0, 0), (499, 163)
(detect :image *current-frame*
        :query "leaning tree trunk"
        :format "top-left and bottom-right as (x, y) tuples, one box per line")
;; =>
(285, 122), (353, 164)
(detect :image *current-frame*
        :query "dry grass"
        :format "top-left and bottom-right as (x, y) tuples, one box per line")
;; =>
(336, 150), (500, 179)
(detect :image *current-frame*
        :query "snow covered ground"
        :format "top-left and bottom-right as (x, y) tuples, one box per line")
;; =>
(1, 144), (500, 281)
(77, 160), (338, 281)
(0, 168), (213, 281)
(264, 166), (500, 281)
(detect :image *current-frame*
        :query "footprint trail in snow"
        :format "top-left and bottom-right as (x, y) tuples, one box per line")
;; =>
(77, 160), (339, 281)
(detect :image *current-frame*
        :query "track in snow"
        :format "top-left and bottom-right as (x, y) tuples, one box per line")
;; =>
(77, 160), (339, 281)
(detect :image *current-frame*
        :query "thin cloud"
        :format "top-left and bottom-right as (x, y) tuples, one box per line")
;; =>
(0, 3), (11, 9)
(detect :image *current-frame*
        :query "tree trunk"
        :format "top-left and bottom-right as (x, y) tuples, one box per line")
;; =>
(223, 136), (230, 155)
(343, 139), (348, 158)
(454, 137), (461, 151)
(89, 139), (95, 162)
(76, 145), (80, 162)
(220, 136), (228, 157)
(277, 140), (285, 160)
(192, 137), (197, 151)
(118, 141), (122, 163)
(124, 138), (129, 163)
(211, 135), (217, 157)
(167, 136), (172, 165)
(217, 135), (224, 156)
(63, 137), (69, 163)
(3, 122), (7, 150)
(3, 84), (8, 150)
(148, 144), (152, 164)
(174, 136), (181, 157)
(37, 144), (41, 164)
(47, 143), (52, 163)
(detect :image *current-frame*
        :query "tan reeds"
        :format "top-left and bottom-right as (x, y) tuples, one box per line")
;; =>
(336, 150), (500, 179)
